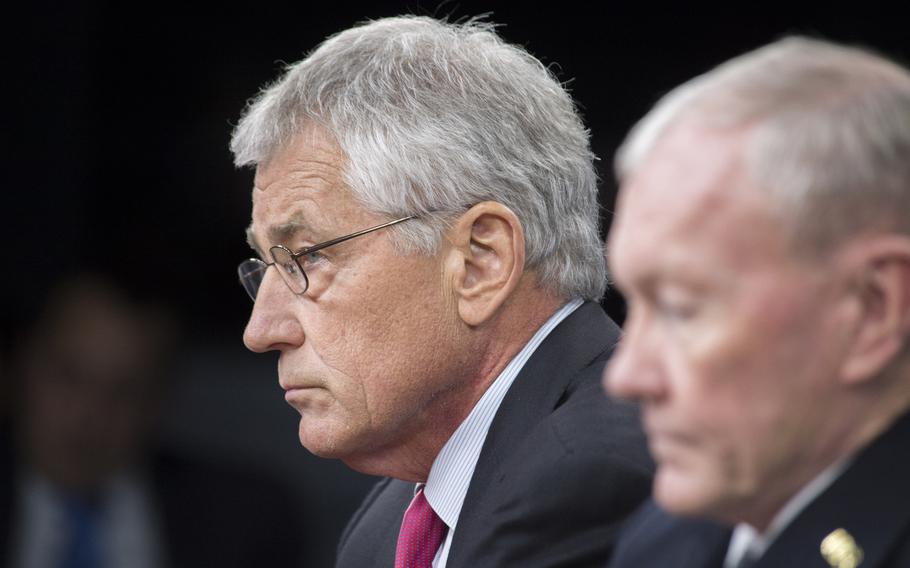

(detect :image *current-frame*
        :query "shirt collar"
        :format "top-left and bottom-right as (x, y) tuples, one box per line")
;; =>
(422, 298), (584, 529)
(724, 456), (851, 567)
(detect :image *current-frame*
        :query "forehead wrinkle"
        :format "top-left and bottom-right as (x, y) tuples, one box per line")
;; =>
(253, 150), (346, 194)
(274, 162), (341, 191)
(250, 133), (350, 251)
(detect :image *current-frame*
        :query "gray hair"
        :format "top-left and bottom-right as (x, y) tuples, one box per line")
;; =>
(231, 16), (605, 300)
(617, 36), (910, 254)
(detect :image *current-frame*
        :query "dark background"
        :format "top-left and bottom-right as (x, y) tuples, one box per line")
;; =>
(4, 2), (908, 564)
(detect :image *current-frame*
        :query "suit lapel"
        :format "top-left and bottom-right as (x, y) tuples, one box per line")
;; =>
(611, 500), (732, 568)
(677, 522), (732, 568)
(335, 478), (414, 567)
(447, 302), (619, 565)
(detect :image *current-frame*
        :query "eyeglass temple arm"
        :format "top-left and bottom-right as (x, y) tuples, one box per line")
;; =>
(290, 216), (416, 259)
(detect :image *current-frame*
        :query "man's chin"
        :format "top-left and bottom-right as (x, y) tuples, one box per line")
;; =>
(652, 465), (714, 516)
(297, 419), (347, 459)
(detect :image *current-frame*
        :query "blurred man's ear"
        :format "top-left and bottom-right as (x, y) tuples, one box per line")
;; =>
(839, 235), (910, 384)
(445, 201), (526, 326)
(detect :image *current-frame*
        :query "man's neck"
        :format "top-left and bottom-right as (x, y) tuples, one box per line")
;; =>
(343, 293), (569, 481)
(740, 388), (910, 532)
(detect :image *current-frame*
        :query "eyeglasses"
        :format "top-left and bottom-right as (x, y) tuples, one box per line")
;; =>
(238, 216), (415, 301)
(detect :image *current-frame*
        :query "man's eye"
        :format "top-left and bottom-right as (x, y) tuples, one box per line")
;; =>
(299, 251), (327, 269)
(657, 300), (698, 321)
(281, 259), (301, 275)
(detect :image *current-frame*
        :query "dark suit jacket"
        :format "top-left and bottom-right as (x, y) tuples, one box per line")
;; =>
(336, 302), (653, 568)
(609, 410), (910, 568)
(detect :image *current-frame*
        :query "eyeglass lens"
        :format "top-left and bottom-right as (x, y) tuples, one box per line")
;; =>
(269, 246), (309, 295)
(237, 259), (267, 300)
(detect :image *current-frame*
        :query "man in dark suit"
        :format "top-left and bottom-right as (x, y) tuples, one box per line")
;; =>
(231, 15), (652, 568)
(604, 37), (910, 567)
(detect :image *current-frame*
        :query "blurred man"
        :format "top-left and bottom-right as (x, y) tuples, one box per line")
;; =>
(605, 38), (910, 567)
(0, 274), (302, 568)
(232, 15), (651, 568)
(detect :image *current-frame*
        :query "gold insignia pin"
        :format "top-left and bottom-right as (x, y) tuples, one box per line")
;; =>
(820, 528), (864, 568)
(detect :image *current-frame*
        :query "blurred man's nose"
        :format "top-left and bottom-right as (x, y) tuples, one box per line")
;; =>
(243, 269), (305, 353)
(603, 312), (668, 402)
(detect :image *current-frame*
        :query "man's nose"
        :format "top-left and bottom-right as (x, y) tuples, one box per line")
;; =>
(243, 268), (305, 353)
(603, 311), (667, 402)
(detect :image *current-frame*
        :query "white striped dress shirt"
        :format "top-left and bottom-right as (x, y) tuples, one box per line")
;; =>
(422, 298), (583, 568)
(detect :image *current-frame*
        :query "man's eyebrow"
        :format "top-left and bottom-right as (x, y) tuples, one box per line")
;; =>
(267, 219), (317, 245)
(246, 213), (323, 256)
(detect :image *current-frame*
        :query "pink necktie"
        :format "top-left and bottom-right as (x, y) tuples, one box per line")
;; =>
(394, 487), (448, 568)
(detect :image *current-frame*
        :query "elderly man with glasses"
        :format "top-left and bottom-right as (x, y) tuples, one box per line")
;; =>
(233, 15), (651, 568)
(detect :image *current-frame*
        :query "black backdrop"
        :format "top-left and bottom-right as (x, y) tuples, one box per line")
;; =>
(6, 1), (909, 332)
(4, 2), (909, 564)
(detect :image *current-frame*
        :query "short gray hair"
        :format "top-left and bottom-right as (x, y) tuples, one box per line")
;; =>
(617, 36), (910, 254)
(231, 16), (605, 300)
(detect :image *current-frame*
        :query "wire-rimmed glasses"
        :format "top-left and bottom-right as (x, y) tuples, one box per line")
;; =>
(238, 216), (415, 301)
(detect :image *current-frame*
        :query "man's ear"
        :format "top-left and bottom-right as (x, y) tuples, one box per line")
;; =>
(840, 235), (910, 384)
(445, 201), (526, 326)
